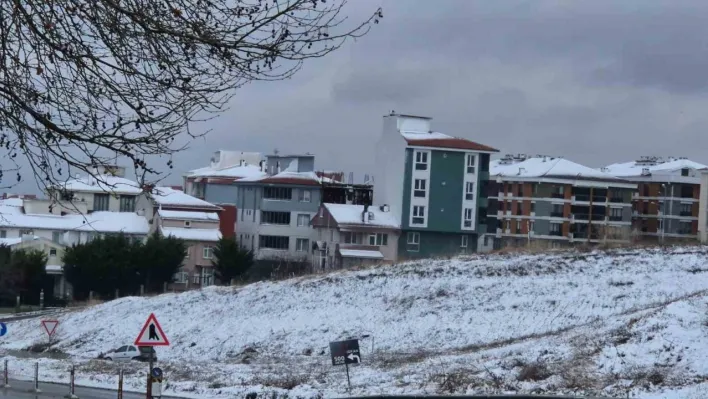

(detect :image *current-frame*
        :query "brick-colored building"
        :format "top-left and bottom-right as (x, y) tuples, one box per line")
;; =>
(604, 156), (707, 242)
(481, 154), (636, 251)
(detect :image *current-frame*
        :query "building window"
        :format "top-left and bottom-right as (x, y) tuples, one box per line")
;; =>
(368, 233), (388, 246)
(415, 151), (428, 171)
(528, 221), (535, 232)
(414, 179), (427, 198)
(184, 220), (192, 228)
(516, 202), (522, 214)
(261, 211), (291, 225)
(342, 232), (363, 244)
(0, 230), (5, 238)
(296, 238), (309, 252)
(185, 246), (191, 258)
(463, 208), (473, 228)
(201, 268), (214, 286)
(466, 154), (476, 174)
(299, 190), (311, 202)
(259, 235), (289, 250)
(52, 231), (63, 244)
(530, 202), (536, 213)
(296, 214), (310, 227)
(460, 235), (468, 248)
(412, 206), (425, 224)
(680, 203), (692, 216)
(263, 187), (292, 200)
(93, 193), (109, 211)
(174, 269), (188, 283)
(679, 221), (692, 235)
(551, 204), (564, 217)
(465, 182), (474, 201)
(202, 246), (213, 259)
(550, 223), (561, 234)
(193, 273), (201, 285)
(49, 248), (57, 257)
(610, 207), (622, 220)
(406, 232), (420, 252)
(119, 195), (136, 212)
(516, 219), (521, 232)
(20, 229), (33, 236)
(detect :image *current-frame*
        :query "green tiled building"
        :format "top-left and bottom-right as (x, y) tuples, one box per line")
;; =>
(373, 113), (499, 259)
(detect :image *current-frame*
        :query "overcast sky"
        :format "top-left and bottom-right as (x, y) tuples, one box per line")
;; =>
(12, 0), (708, 193)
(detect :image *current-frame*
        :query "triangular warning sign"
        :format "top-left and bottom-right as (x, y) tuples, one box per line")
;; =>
(134, 313), (170, 346)
(42, 320), (59, 337)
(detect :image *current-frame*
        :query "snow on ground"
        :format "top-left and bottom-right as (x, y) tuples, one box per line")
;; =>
(3, 246), (708, 398)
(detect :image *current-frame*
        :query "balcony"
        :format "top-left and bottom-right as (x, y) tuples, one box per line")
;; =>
(550, 212), (564, 218)
(573, 213), (589, 221)
(591, 214), (606, 221)
(592, 196), (607, 202)
(549, 231), (563, 237)
(680, 211), (693, 217)
(609, 215), (623, 222)
(550, 193), (565, 199)
(573, 194), (590, 202)
(609, 197), (626, 203)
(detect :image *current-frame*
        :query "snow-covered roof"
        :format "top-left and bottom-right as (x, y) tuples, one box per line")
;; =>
(186, 164), (267, 180)
(0, 206), (149, 234)
(46, 264), (63, 273)
(0, 198), (24, 207)
(491, 156), (624, 182)
(157, 210), (219, 221)
(57, 174), (143, 195)
(338, 249), (384, 259)
(0, 237), (25, 246)
(151, 187), (220, 209)
(160, 227), (221, 242)
(323, 203), (400, 229)
(401, 131), (498, 152)
(603, 158), (708, 177)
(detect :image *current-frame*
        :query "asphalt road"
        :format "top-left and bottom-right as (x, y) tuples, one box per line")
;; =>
(1, 379), (182, 399)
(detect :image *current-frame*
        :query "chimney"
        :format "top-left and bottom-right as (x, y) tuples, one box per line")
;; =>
(362, 204), (369, 223)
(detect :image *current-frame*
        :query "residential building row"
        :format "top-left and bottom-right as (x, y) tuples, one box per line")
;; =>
(5, 112), (708, 298)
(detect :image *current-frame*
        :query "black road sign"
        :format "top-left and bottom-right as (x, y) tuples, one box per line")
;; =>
(329, 339), (361, 366)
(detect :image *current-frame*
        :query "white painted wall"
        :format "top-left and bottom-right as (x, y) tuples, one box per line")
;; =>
(699, 171), (708, 243)
(374, 115), (409, 224)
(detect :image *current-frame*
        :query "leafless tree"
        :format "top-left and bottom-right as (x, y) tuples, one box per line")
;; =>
(0, 0), (382, 192)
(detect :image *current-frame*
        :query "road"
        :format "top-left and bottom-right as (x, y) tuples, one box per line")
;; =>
(1, 379), (183, 399)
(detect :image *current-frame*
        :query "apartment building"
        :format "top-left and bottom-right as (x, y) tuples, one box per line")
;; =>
(136, 186), (224, 287)
(184, 151), (373, 261)
(0, 196), (150, 298)
(311, 203), (400, 270)
(481, 154), (636, 251)
(373, 112), (499, 258)
(47, 165), (141, 213)
(603, 156), (707, 242)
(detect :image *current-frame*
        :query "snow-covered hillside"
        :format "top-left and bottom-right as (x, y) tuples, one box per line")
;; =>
(3, 247), (708, 398)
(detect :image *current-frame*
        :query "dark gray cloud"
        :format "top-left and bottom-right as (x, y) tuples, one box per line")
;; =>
(10, 0), (708, 194)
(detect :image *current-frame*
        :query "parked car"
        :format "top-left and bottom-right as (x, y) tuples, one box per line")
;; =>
(103, 345), (157, 362)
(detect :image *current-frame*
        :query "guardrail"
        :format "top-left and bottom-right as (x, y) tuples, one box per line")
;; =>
(1, 359), (124, 399)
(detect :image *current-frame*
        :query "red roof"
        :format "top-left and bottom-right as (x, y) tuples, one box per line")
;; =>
(259, 177), (320, 186)
(405, 137), (499, 152)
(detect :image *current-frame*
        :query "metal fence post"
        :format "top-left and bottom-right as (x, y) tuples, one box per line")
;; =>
(68, 364), (78, 399)
(117, 369), (123, 399)
(3, 359), (9, 388)
(33, 362), (41, 393)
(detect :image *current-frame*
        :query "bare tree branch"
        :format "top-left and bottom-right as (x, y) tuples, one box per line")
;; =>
(0, 0), (383, 193)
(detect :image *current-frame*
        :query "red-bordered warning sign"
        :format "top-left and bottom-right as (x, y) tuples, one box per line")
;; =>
(41, 320), (59, 338)
(134, 313), (170, 346)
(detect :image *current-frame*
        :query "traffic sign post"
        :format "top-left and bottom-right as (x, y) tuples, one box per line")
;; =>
(135, 314), (169, 399)
(329, 339), (361, 390)
(41, 320), (59, 344)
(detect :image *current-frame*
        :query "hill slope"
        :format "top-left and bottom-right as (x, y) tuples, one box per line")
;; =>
(3, 247), (708, 398)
